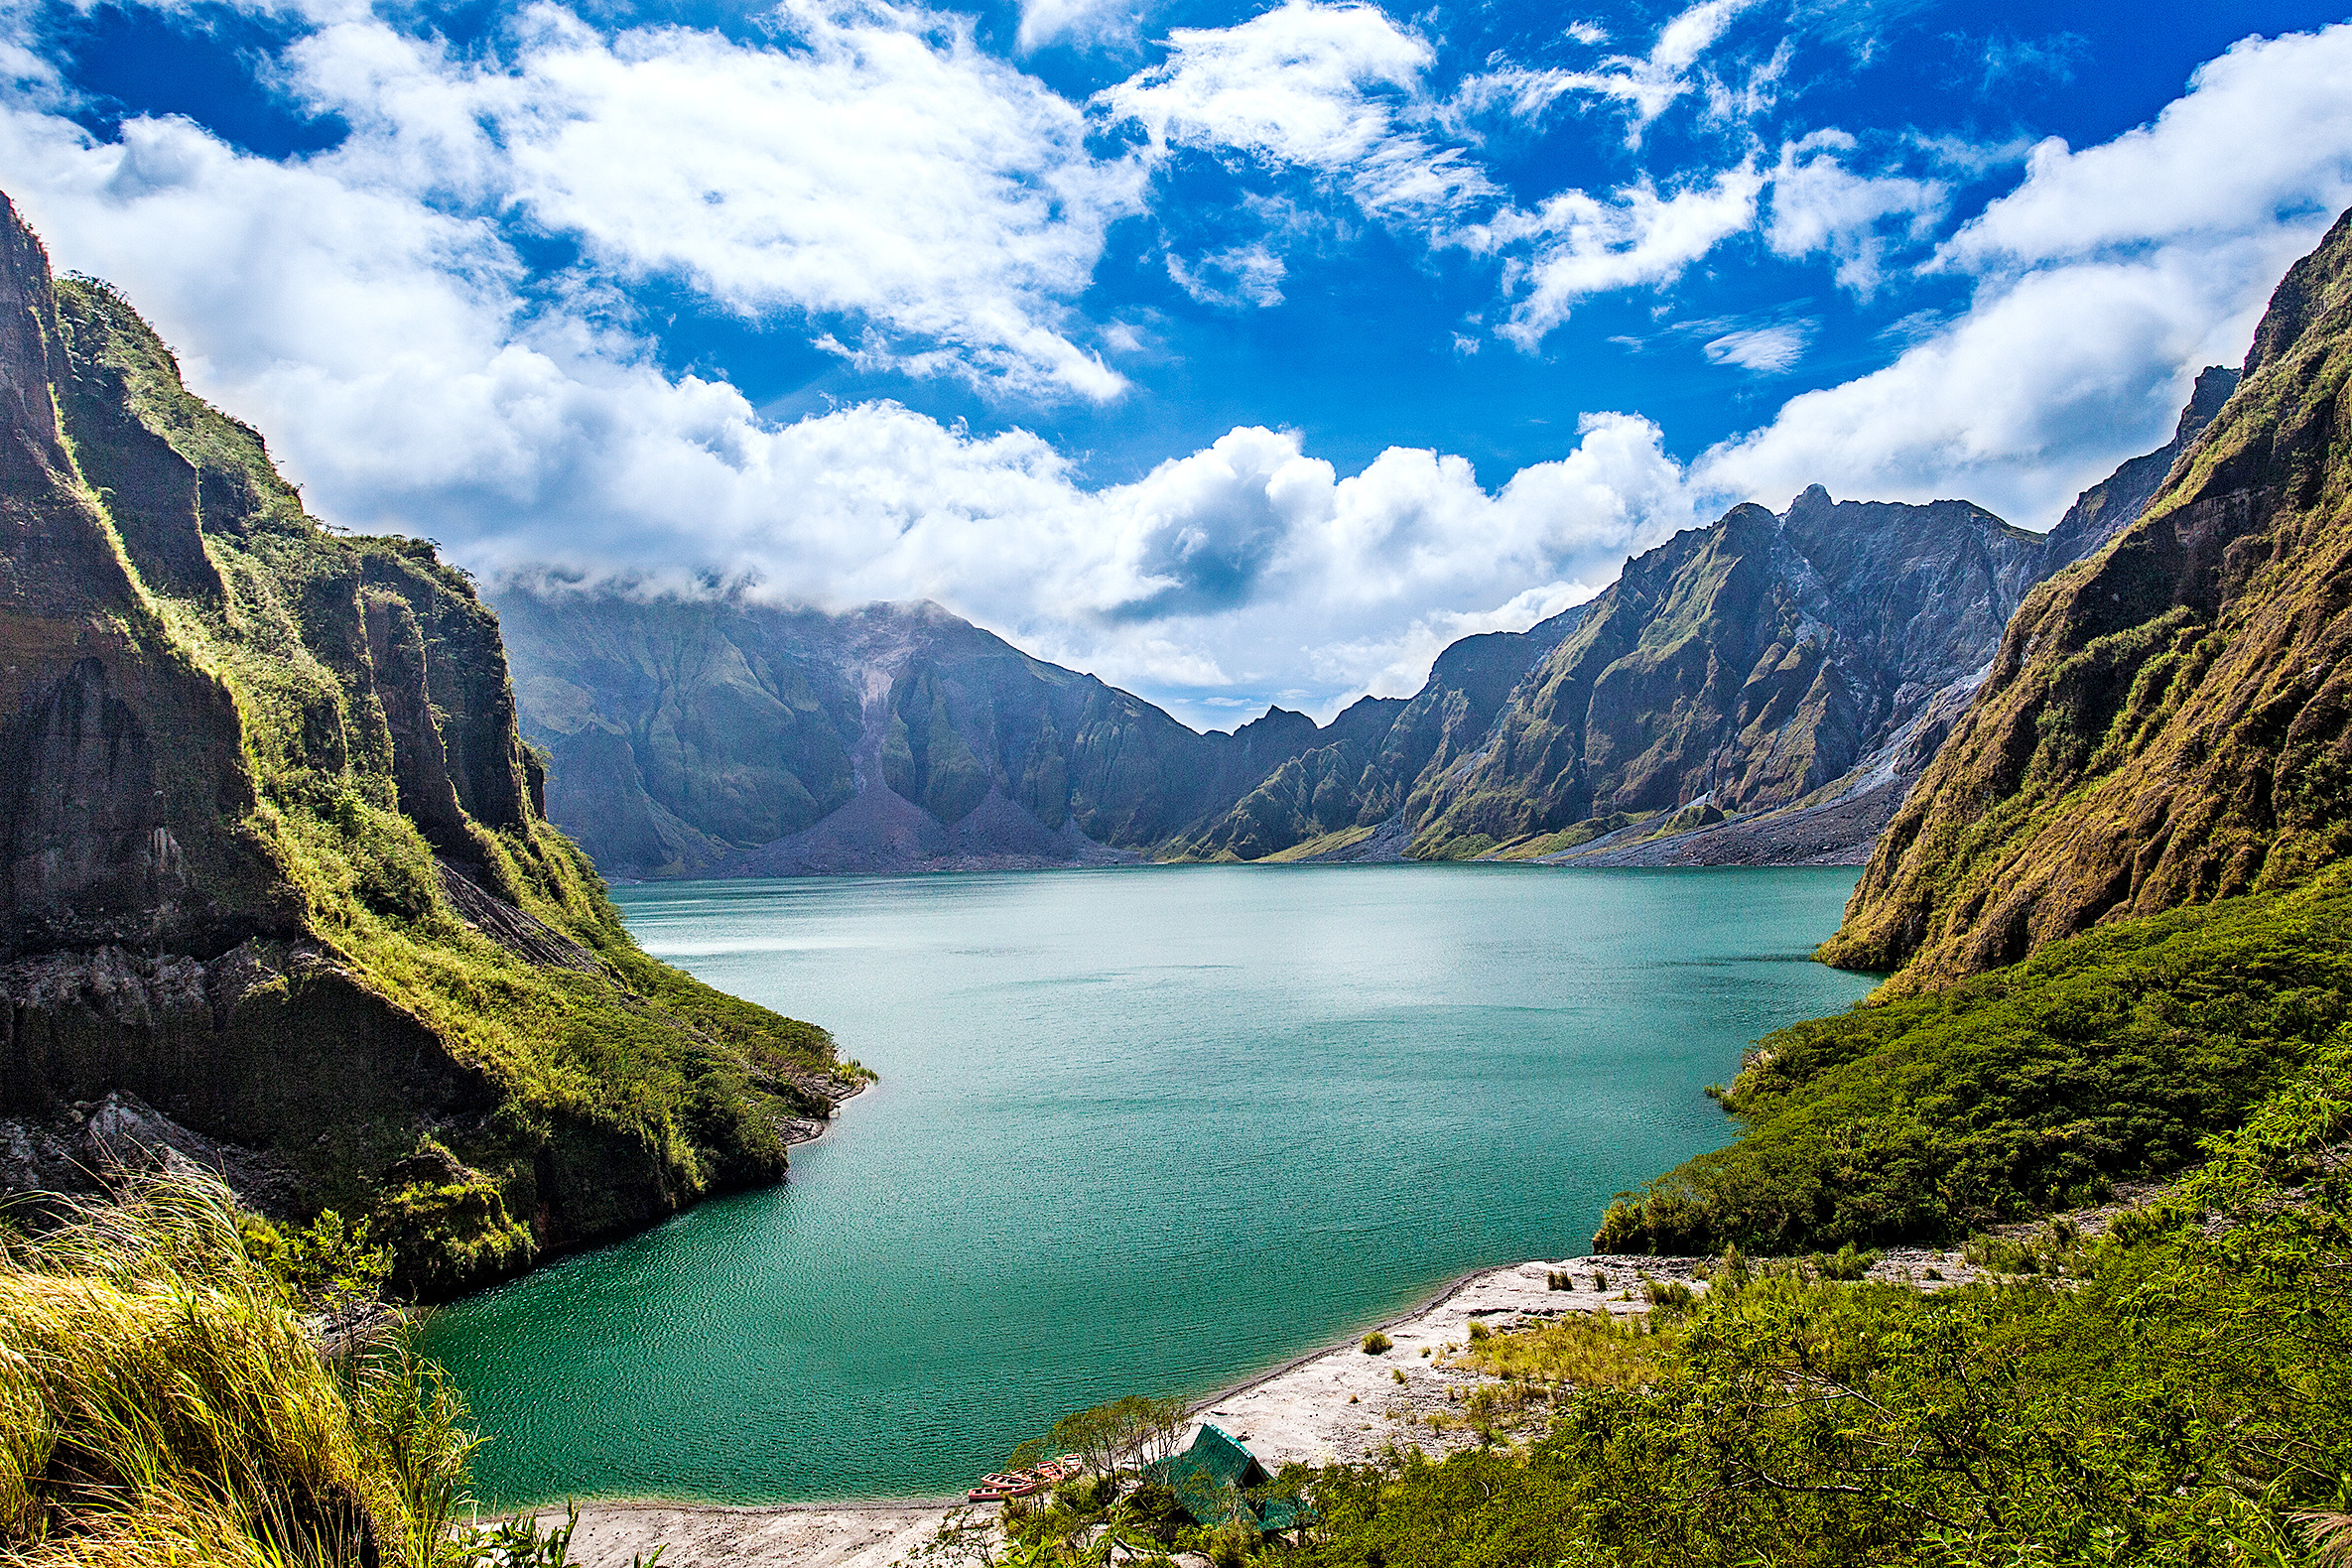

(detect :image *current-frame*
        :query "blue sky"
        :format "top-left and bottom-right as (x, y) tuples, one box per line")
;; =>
(5, 0), (2352, 723)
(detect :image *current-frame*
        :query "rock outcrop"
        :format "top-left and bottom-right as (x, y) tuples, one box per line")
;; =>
(0, 195), (857, 1295)
(492, 585), (1588, 873)
(1823, 204), (2352, 983)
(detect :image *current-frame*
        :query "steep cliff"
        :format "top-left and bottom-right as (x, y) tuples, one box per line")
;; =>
(0, 196), (857, 1295)
(1823, 205), (2352, 983)
(492, 584), (1587, 873)
(1408, 490), (2051, 858)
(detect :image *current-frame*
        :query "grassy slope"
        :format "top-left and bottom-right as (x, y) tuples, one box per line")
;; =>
(1594, 867), (2352, 1253)
(49, 277), (859, 1294)
(1, 1174), (477, 1568)
(1822, 206), (2352, 985)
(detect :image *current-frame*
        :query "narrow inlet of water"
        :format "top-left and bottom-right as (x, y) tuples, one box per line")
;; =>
(420, 864), (1878, 1505)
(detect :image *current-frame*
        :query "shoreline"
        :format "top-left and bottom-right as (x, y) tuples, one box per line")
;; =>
(528, 1198), (2139, 1568)
(528, 1252), (1711, 1568)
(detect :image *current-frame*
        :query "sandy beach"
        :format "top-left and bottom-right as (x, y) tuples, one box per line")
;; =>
(541, 1213), (2113, 1568)
(541, 1252), (1706, 1568)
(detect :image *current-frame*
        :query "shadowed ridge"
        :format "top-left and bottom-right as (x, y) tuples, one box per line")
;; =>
(1822, 202), (2352, 985)
(0, 191), (859, 1297)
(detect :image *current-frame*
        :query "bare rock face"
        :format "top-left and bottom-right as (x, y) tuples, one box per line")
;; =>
(494, 584), (1587, 873)
(1407, 491), (2051, 856)
(0, 192), (851, 1296)
(2042, 365), (2241, 570)
(1825, 204), (2352, 983)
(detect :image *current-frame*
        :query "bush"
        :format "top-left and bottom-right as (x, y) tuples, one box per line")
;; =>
(1360, 1331), (1391, 1355)
(0, 1169), (478, 1568)
(1596, 869), (2352, 1254)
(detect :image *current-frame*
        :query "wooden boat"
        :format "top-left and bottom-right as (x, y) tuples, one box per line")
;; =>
(967, 1473), (1041, 1503)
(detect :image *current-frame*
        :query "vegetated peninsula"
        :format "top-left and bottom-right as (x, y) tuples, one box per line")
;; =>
(494, 371), (2234, 880)
(0, 192), (861, 1297)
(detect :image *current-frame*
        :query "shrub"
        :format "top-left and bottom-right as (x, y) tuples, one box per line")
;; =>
(0, 1169), (478, 1568)
(1360, 1331), (1391, 1355)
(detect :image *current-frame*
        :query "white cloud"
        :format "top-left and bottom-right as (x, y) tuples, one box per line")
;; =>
(1455, 0), (1757, 143)
(1701, 21), (2352, 526)
(1487, 166), (1763, 346)
(1096, 0), (1492, 221)
(0, 91), (1697, 722)
(1764, 129), (1946, 293)
(1166, 242), (1287, 308)
(277, 0), (1144, 401)
(1316, 579), (1597, 701)
(1014, 0), (1141, 54)
(1703, 321), (1810, 372)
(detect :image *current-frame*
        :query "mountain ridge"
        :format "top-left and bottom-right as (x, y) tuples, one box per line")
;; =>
(501, 388), (2245, 881)
(1823, 203), (2352, 984)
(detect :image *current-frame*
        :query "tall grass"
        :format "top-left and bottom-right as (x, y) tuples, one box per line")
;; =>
(0, 1170), (476, 1568)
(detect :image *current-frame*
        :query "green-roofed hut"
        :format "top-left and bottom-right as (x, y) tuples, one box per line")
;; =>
(1143, 1424), (1317, 1535)
(1144, 1424), (1267, 1526)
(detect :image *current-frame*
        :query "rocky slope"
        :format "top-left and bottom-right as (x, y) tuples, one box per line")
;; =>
(0, 195), (858, 1295)
(505, 383), (2235, 880)
(1403, 489), (2051, 859)
(491, 585), (1586, 874)
(1823, 204), (2352, 984)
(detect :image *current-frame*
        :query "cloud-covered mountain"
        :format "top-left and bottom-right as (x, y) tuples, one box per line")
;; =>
(500, 362), (2240, 877)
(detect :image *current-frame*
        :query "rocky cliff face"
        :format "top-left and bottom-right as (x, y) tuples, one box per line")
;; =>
(1404, 490), (2052, 858)
(2041, 365), (2241, 569)
(0, 196), (856, 1295)
(493, 584), (1586, 874)
(1823, 205), (2352, 984)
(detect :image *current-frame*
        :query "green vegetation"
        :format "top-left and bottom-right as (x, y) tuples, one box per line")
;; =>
(0, 1171), (476, 1568)
(0, 1170), (645, 1568)
(31, 272), (863, 1295)
(1595, 866), (2352, 1254)
(1358, 1333), (1390, 1355)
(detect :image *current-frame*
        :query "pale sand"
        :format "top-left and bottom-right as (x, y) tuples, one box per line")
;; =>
(544, 1215), (2126, 1568)
(541, 1253), (1695, 1568)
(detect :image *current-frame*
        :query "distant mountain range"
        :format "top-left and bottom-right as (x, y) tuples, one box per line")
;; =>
(493, 370), (2236, 878)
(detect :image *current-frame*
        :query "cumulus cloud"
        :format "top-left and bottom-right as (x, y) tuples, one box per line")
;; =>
(1701, 21), (2352, 525)
(1489, 166), (1763, 345)
(13, 0), (2352, 725)
(0, 91), (1698, 722)
(276, 0), (1144, 400)
(1095, 0), (1493, 221)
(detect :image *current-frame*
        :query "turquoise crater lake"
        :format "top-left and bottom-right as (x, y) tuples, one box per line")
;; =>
(420, 864), (1876, 1506)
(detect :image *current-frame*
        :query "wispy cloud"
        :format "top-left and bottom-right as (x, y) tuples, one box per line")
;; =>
(1703, 321), (1812, 372)
(1486, 166), (1764, 346)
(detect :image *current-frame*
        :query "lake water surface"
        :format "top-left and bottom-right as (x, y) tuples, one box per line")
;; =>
(420, 864), (1877, 1505)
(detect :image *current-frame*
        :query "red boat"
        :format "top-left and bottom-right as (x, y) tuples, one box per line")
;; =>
(967, 1473), (1041, 1503)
